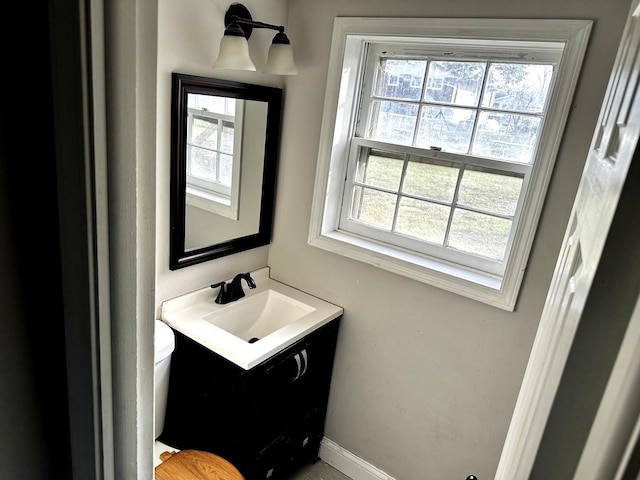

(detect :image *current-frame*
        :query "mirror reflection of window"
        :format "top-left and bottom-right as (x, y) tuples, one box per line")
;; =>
(185, 93), (243, 220)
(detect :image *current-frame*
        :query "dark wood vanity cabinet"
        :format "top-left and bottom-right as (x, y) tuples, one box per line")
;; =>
(159, 317), (341, 480)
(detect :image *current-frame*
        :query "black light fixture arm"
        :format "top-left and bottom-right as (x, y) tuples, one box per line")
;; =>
(223, 3), (291, 45)
(232, 16), (285, 35)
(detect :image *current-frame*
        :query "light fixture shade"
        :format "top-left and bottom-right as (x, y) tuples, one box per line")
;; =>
(263, 42), (298, 75)
(212, 34), (256, 71)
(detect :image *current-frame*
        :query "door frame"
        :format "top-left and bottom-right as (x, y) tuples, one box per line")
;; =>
(51, 0), (158, 478)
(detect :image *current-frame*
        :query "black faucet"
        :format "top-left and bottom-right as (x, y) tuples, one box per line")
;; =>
(211, 272), (256, 304)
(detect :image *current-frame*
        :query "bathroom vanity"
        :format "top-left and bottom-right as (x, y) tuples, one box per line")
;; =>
(160, 318), (340, 480)
(158, 268), (343, 480)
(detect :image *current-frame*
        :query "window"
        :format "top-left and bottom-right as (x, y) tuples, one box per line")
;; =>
(186, 94), (243, 220)
(309, 18), (592, 310)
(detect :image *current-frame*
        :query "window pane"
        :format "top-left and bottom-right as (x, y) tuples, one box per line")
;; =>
(188, 93), (236, 116)
(481, 63), (553, 114)
(191, 117), (218, 149)
(189, 146), (216, 182)
(350, 186), (397, 230)
(472, 111), (540, 163)
(220, 122), (234, 153)
(366, 100), (418, 144)
(219, 154), (233, 187)
(457, 168), (523, 216)
(448, 209), (511, 260)
(402, 156), (459, 202)
(375, 59), (427, 101)
(396, 198), (450, 244)
(415, 106), (476, 153)
(355, 150), (404, 190)
(424, 61), (486, 107)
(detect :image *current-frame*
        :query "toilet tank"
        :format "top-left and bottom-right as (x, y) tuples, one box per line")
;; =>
(154, 320), (175, 439)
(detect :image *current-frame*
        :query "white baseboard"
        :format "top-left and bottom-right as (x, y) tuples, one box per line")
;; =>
(319, 437), (396, 480)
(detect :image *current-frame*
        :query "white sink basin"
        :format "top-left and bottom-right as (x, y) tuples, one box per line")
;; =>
(160, 267), (343, 369)
(202, 289), (315, 342)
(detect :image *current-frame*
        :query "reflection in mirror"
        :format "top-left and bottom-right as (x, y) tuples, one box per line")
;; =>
(186, 93), (243, 227)
(185, 95), (269, 250)
(170, 73), (282, 269)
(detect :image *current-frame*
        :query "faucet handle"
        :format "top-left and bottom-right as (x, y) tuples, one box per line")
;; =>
(211, 281), (231, 304)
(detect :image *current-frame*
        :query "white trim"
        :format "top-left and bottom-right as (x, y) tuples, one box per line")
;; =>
(105, 0), (158, 477)
(89, 0), (115, 476)
(319, 437), (397, 480)
(312, 230), (507, 304)
(309, 17), (592, 311)
(186, 186), (238, 220)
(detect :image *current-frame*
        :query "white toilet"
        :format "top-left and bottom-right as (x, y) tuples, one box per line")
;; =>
(154, 320), (175, 439)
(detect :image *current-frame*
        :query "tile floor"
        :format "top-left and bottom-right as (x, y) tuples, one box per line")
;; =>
(154, 441), (352, 480)
(288, 460), (352, 480)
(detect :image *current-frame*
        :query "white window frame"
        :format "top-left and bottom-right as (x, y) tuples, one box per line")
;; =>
(308, 18), (592, 311)
(186, 99), (244, 220)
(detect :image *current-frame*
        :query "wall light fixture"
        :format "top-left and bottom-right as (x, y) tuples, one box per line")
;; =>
(212, 3), (298, 75)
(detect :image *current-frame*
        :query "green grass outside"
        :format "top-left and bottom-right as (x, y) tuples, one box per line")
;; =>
(352, 154), (523, 260)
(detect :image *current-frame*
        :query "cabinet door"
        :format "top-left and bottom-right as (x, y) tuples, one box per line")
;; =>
(248, 320), (339, 429)
(252, 433), (291, 480)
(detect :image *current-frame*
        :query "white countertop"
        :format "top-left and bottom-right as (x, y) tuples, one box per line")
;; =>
(160, 267), (343, 370)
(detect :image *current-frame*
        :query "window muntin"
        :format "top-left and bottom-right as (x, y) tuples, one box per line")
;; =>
(341, 141), (525, 274)
(339, 44), (556, 275)
(362, 55), (554, 164)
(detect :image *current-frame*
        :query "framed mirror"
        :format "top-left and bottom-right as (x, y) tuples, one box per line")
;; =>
(170, 73), (282, 269)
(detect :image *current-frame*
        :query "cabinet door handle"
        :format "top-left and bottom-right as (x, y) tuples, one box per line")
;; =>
(291, 349), (309, 382)
(293, 353), (303, 382)
(300, 348), (308, 377)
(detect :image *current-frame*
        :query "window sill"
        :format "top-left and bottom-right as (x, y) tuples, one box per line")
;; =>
(308, 229), (518, 311)
(186, 186), (238, 220)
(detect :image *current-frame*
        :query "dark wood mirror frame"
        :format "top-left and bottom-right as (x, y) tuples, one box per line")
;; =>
(169, 73), (282, 270)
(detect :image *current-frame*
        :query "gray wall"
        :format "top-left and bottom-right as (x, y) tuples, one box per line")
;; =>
(267, 1), (631, 478)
